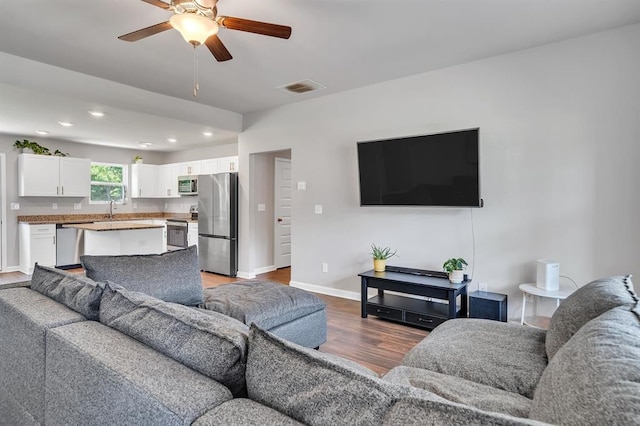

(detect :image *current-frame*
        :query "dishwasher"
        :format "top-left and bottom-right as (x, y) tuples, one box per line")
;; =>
(55, 224), (84, 269)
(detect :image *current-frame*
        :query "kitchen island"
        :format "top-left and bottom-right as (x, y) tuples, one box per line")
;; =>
(63, 222), (165, 256)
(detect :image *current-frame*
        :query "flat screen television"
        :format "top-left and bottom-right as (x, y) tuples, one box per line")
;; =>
(357, 128), (482, 207)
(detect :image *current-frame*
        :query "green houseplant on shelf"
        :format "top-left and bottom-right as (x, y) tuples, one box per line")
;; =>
(443, 257), (468, 284)
(13, 139), (50, 155)
(371, 244), (397, 272)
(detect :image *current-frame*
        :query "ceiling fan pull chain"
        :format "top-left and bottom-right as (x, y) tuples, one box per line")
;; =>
(193, 45), (199, 97)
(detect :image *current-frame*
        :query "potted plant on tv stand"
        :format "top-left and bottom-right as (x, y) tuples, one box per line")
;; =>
(443, 257), (468, 284)
(371, 244), (397, 272)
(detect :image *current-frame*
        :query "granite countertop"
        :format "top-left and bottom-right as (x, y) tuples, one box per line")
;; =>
(18, 213), (191, 224)
(63, 222), (165, 231)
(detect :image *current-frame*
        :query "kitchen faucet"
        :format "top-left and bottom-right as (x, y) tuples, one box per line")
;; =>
(109, 200), (114, 220)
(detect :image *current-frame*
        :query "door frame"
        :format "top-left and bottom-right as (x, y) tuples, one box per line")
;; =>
(0, 153), (6, 270)
(273, 157), (292, 269)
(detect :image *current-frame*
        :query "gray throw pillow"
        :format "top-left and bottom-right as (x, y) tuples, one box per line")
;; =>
(30, 263), (104, 320)
(545, 275), (636, 359)
(99, 283), (249, 396)
(531, 304), (640, 424)
(81, 245), (203, 306)
(246, 324), (405, 426)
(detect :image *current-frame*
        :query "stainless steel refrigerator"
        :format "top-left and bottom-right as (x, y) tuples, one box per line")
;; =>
(198, 173), (238, 276)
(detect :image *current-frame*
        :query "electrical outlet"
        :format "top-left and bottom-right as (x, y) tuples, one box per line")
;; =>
(73, 203), (82, 210)
(52, 203), (58, 210)
(479, 282), (488, 292)
(322, 262), (328, 273)
(10, 203), (19, 210)
(133, 203), (138, 209)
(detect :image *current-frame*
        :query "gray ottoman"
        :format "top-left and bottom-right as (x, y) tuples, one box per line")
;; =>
(200, 280), (327, 349)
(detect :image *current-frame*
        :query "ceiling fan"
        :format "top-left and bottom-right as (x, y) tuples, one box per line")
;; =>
(118, 0), (292, 62)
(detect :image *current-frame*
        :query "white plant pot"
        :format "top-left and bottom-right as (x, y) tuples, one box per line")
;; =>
(449, 270), (464, 284)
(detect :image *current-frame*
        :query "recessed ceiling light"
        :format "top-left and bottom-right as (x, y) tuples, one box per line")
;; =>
(35, 130), (49, 135)
(202, 131), (213, 137)
(167, 138), (177, 143)
(138, 142), (152, 148)
(58, 121), (74, 127)
(88, 111), (105, 117)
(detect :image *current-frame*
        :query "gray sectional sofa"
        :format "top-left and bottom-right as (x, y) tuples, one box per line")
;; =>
(1, 248), (639, 424)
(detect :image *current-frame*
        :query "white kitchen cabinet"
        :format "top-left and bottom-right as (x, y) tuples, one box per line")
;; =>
(179, 161), (201, 176)
(157, 164), (180, 198)
(217, 156), (239, 173)
(200, 159), (218, 175)
(131, 164), (157, 198)
(19, 223), (56, 274)
(188, 223), (199, 248)
(18, 154), (90, 197)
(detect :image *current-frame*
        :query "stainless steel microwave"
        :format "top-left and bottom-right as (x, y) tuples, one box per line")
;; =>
(178, 176), (198, 195)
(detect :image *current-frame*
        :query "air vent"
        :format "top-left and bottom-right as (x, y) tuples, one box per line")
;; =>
(275, 79), (326, 95)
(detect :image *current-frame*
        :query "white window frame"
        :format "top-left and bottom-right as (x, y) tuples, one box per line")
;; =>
(89, 162), (128, 204)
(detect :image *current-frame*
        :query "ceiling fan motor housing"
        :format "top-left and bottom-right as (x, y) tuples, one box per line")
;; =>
(174, 0), (218, 18)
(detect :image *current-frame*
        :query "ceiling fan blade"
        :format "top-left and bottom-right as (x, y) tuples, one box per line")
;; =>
(217, 16), (292, 39)
(140, 0), (171, 9)
(205, 35), (233, 62)
(118, 21), (172, 42)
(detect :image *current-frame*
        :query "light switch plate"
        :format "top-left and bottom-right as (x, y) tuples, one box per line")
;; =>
(314, 204), (323, 214)
(10, 203), (19, 210)
(133, 203), (138, 209)
(52, 203), (58, 210)
(73, 203), (82, 210)
(297, 181), (307, 191)
(258, 203), (266, 211)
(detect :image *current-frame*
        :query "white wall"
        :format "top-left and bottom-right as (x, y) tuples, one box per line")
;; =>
(238, 24), (640, 320)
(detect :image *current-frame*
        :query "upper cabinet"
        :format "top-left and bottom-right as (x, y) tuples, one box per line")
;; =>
(157, 163), (180, 198)
(179, 161), (201, 176)
(200, 159), (218, 175)
(130, 164), (157, 198)
(217, 156), (239, 173)
(19, 154), (90, 197)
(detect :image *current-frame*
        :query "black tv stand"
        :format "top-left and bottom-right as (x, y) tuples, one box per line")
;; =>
(384, 265), (448, 279)
(358, 268), (468, 330)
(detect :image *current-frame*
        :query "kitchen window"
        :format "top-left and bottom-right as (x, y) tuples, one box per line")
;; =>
(90, 162), (128, 203)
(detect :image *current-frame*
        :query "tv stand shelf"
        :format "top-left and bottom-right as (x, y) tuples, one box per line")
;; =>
(359, 268), (468, 330)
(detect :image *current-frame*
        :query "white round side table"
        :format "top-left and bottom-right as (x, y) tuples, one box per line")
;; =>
(519, 283), (573, 329)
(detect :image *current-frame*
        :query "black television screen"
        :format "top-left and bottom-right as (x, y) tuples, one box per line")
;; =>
(357, 128), (482, 207)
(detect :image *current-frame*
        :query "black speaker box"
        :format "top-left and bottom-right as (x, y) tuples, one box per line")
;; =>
(469, 291), (508, 322)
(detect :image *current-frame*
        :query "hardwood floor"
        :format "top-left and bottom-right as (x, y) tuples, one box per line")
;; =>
(2, 267), (428, 375)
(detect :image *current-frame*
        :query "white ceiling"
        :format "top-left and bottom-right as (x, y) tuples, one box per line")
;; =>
(1, 0), (640, 152)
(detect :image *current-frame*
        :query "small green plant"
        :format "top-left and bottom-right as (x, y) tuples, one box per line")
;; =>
(13, 139), (51, 155)
(133, 155), (143, 162)
(371, 244), (398, 260)
(442, 258), (468, 273)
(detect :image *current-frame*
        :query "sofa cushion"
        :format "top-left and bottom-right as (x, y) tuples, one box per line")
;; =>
(81, 245), (203, 306)
(530, 304), (640, 425)
(0, 287), (87, 424)
(30, 263), (104, 320)
(100, 283), (249, 396)
(193, 399), (304, 426)
(201, 280), (326, 329)
(383, 366), (532, 418)
(402, 318), (547, 399)
(382, 397), (548, 426)
(545, 275), (636, 359)
(45, 321), (233, 425)
(246, 324), (406, 426)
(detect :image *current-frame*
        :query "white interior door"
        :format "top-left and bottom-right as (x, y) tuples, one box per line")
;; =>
(274, 158), (292, 269)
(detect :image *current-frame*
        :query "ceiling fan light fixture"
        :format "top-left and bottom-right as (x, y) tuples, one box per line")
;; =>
(170, 13), (219, 45)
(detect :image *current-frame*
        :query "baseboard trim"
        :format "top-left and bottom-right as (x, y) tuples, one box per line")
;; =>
(1, 265), (21, 273)
(253, 265), (277, 275)
(236, 271), (256, 279)
(290, 280), (360, 301)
